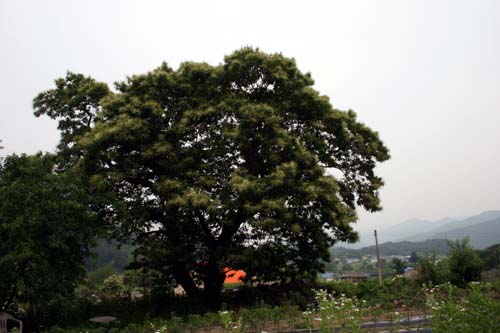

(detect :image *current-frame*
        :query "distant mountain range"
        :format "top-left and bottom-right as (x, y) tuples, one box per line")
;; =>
(351, 210), (500, 249)
(423, 217), (500, 249)
(333, 239), (449, 257)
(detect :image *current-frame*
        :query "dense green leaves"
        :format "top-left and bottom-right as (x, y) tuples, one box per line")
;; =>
(478, 244), (500, 270)
(0, 154), (97, 312)
(445, 238), (483, 287)
(391, 258), (407, 274)
(33, 72), (110, 163)
(35, 48), (389, 306)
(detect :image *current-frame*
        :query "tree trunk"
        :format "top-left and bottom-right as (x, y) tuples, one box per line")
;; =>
(172, 261), (225, 310)
(172, 263), (202, 299)
(202, 259), (226, 310)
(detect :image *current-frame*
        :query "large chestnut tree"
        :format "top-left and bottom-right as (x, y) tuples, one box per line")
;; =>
(34, 48), (389, 307)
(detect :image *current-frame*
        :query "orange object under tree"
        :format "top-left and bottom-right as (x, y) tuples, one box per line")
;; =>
(223, 268), (246, 284)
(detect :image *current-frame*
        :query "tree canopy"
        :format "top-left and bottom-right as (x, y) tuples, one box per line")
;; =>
(34, 48), (389, 307)
(391, 258), (407, 275)
(0, 154), (97, 314)
(33, 72), (110, 164)
(445, 238), (483, 287)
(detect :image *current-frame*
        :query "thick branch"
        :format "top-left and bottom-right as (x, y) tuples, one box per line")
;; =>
(217, 207), (245, 248)
(196, 210), (216, 246)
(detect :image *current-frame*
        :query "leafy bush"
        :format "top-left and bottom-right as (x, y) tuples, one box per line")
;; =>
(87, 264), (119, 286)
(445, 238), (483, 287)
(100, 275), (125, 301)
(427, 282), (500, 332)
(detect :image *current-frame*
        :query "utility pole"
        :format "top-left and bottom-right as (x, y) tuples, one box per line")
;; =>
(374, 229), (382, 285)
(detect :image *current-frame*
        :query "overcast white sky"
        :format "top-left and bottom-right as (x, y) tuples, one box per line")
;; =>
(1, 0), (499, 236)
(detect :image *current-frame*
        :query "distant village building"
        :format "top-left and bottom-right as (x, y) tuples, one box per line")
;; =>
(404, 267), (414, 274)
(362, 255), (378, 263)
(386, 255), (408, 262)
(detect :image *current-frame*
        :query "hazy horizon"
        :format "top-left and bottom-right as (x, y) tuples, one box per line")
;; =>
(1, 0), (499, 233)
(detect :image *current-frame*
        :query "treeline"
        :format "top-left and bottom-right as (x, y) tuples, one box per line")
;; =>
(478, 243), (500, 271)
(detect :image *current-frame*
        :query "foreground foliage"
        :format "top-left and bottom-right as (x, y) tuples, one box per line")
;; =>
(0, 154), (97, 325)
(36, 280), (500, 333)
(427, 282), (500, 332)
(415, 238), (484, 287)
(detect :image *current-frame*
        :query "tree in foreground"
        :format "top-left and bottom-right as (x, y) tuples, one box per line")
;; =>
(0, 154), (97, 324)
(391, 258), (407, 274)
(35, 48), (389, 308)
(445, 238), (483, 287)
(416, 255), (442, 285)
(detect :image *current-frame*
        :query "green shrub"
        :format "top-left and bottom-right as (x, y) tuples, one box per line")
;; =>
(87, 264), (119, 286)
(427, 282), (500, 332)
